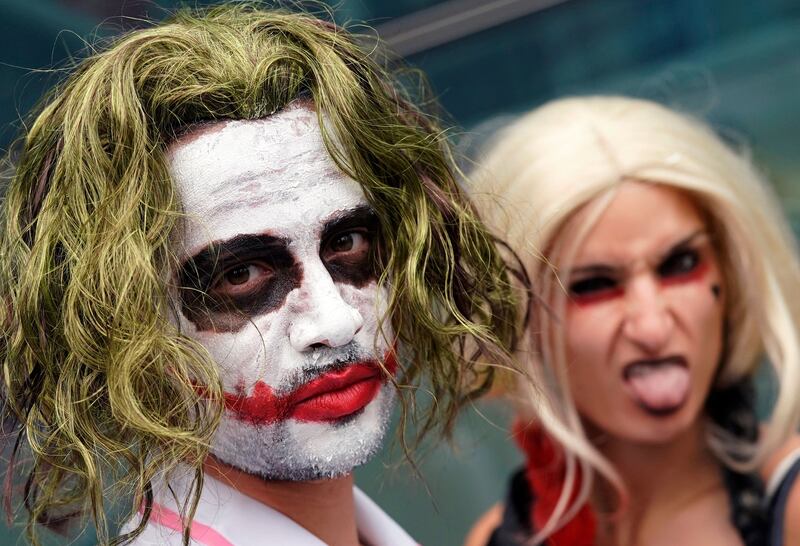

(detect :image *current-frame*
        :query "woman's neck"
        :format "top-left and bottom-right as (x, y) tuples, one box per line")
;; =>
(204, 456), (361, 546)
(592, 419), (727, 545)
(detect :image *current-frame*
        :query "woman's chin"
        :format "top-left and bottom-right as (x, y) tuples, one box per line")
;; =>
(587, 399), (704, 447)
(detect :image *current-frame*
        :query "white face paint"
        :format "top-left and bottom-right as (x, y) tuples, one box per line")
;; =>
(168, 103), (395, 480)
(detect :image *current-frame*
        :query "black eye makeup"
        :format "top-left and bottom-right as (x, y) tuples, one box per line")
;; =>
(320, 205), (380, 287)
(176, 205), (382, 332)
(655, 230), (711, 286)
(178, 234), (302, 332)
(656, 247), (701, 279)
(566, 230), (713, 306)
(567, 266), (624, 304)
(569, 275), (619, 296)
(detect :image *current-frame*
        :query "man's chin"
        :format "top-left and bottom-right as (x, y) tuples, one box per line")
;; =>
(209, 384), (395, 481)
(244, 444), (379, 482)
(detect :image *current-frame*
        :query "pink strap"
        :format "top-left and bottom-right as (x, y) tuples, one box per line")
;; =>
(142, 501), (235, 546)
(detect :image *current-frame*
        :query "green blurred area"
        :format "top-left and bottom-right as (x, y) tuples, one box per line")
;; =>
(1, 1), (798, 545)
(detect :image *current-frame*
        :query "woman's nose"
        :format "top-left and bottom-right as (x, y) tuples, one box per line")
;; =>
(621, 275), (674, 353)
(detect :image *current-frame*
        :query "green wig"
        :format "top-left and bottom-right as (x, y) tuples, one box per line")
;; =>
(0, 3), (518, 544)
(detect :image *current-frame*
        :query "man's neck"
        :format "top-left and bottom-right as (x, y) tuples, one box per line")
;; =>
(204, 456), (361, 546)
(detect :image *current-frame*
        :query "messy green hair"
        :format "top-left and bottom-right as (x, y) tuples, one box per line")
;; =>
(0, 3), (517, 544)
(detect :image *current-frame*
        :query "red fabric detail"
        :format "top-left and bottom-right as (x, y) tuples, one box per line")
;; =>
(140, 501), (234, 546)
(513, 420), (597, 546)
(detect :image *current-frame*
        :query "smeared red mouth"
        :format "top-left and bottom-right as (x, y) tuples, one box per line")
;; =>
(223, 352), (397, 425)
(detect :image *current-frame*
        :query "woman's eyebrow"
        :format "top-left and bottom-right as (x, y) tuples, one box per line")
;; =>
(569, 264), (619, 278)
(569, 230), (709, 277)
(659, 229), (709, 258)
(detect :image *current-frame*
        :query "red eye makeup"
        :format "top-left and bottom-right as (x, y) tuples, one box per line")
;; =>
(568, 268), (624, 306)
(567, 231), (713, 307)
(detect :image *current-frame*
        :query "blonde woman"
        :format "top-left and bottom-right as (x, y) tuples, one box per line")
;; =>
(466, 96), (800, 546)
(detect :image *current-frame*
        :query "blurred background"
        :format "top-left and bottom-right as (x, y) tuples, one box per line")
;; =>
(1, 1), (798, 544)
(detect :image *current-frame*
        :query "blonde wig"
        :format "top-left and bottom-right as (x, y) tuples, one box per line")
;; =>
(0, 4), (518, 544)
(471, 95), (800, 540)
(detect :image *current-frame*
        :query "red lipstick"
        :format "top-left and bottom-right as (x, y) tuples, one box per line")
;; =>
(288, 364), (382, 421)
(223, 352), (397, 425)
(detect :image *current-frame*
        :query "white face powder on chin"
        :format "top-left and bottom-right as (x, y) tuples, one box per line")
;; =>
(168, 103), (395, 480)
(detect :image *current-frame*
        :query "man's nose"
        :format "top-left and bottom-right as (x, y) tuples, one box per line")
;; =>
(621, 275), (674, 354)
(288, 263), (364, 351)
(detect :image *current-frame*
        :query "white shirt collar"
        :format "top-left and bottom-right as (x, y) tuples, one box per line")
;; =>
(141, 469), (418, 546)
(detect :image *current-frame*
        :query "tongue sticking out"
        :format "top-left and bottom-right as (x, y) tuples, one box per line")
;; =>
(625, 361), (690, 413)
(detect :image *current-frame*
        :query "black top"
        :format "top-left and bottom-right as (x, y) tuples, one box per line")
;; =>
(487, 470), (533, 546)
(487, 461), (800, 546)
(769, 455), (800, 546)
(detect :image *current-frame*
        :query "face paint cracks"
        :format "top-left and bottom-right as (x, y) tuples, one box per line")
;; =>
(168, 103), (395, 481)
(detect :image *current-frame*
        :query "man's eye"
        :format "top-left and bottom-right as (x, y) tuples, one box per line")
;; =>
(569, 276), (618, 296)
(225, 265), (253, 286)
(325, 231), (370, 257)
(211, 263), (273, 296)
(658, 249), (700, 278)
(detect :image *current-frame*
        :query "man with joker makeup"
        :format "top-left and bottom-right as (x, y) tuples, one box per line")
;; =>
(0, 4), (517, 546)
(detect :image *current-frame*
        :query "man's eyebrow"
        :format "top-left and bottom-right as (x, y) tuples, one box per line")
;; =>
(179, 233), (288, 286)
(188, 233), (287, 264)
(320, 205), (378, 236)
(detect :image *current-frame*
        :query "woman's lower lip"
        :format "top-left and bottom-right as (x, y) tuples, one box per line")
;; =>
(289, 376), (383, 422)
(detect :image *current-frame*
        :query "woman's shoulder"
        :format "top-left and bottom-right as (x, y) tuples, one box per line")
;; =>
(761, 434), (800, 484)
(464, 503), (504, 546)
(463, 469), (533, 546)
(761, 434), (800, 546)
